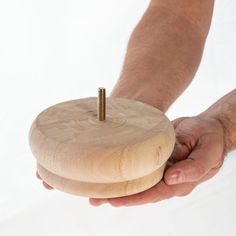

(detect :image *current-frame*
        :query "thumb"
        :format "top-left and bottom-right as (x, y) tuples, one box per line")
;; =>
(164, 136), (223, 185)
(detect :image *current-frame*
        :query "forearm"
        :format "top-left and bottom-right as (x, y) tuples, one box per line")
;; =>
(200, 89), (236, 152)
(110, 0), (214, 112)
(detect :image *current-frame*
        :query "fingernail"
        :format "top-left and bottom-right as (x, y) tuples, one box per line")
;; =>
(168, 171), (183, 184)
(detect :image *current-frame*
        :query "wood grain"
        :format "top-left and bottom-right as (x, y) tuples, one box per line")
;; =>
(37, 162), (166, 198)
(29, 97), (175, 197)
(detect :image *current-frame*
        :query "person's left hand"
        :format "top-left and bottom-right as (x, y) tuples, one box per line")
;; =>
(89, 116), (226, 207)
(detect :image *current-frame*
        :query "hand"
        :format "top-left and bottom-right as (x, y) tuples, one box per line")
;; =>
(89, 116), (226, 207)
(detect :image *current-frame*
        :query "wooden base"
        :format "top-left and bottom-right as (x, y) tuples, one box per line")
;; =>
(30, 97), (175, 198)
(37, 163), (166, 198)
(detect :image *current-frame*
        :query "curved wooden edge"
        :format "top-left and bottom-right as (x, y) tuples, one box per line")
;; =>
(31, 121), (175, 183)
(30, 97), (175, 183)
(37, 163), (166, 198)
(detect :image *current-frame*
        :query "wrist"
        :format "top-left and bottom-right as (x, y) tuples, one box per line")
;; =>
(198, 111), (232, 153)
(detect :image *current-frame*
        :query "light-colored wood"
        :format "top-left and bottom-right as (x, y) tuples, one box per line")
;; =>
(37, 163), (166, 198)
(29, 97), (175, 198)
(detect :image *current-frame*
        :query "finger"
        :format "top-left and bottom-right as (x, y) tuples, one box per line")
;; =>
(167, 140), (190, 167)
(164, 134), (224, 184)
(36, 172), (42, 180)
(165, 181), (197, 197)
(89, 198), (108, 206)
(168, 117), (192, 165)
(96, 166), (222, 207)
(105, 181), (174, 207)
(42, 181), (54, 190)
(171, 165), (221, 197)
(164, 166), (220, 198)
(171, 117), (188, 129)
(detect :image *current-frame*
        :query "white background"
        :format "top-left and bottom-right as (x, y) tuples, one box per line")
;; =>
(0, 0), (236, 235)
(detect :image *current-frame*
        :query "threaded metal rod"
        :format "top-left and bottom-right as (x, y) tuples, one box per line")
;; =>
(97, 87), (106, 121)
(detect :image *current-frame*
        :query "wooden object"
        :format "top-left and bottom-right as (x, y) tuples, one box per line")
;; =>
(29, 93), (175, 198)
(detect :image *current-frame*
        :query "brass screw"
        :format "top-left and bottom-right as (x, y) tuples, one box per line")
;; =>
(98, 87), (106, 121)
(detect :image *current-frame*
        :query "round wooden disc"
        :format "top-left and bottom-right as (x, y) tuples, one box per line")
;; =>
(29, 97), (175, 196)
(37, 163), (166, 198)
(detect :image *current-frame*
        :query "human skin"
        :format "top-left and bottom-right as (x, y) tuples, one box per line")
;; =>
(37, 0), (236, 206)
(110, 0), (215, 112)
